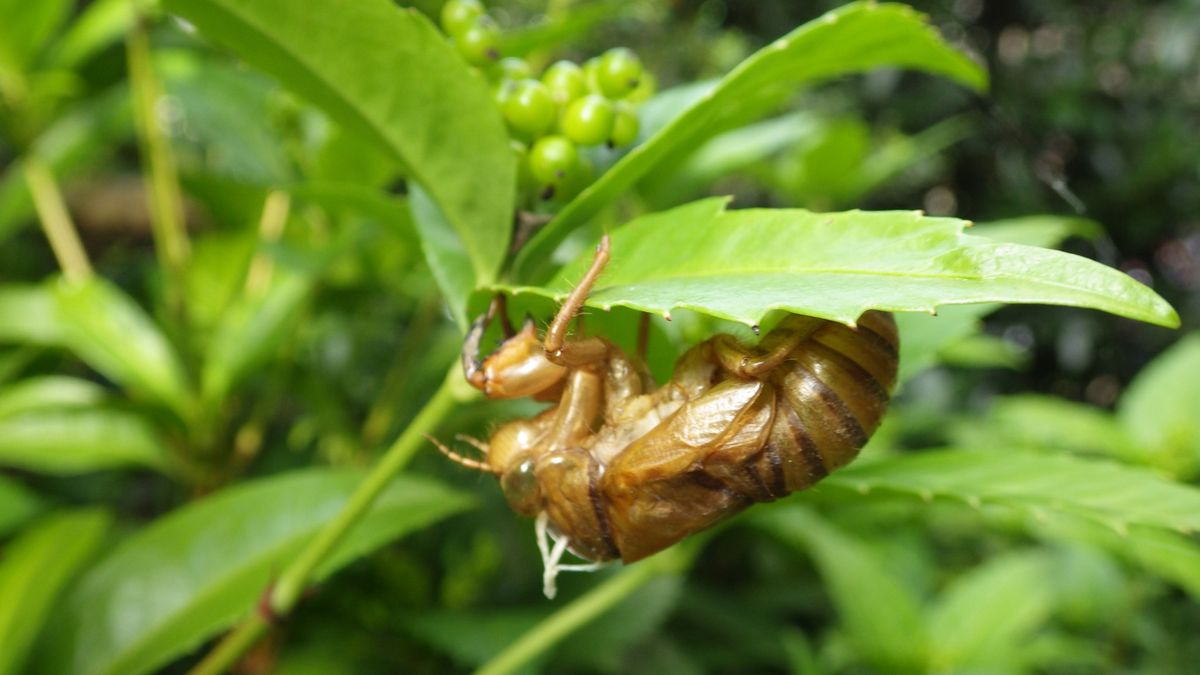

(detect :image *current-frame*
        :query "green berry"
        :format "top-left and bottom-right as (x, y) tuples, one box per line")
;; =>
(596, 47), (643, 99)
(440, 0), (484, 37)
(455, 16), (500, 66)
(608, 102), (639, 147)
(493, 79), (517, 106)
(554, 154), (594, 202)
(625, 70), (656, 104)
(502, 79), (556, 138)
(582, 56), (603, 93)
(541, 60), (586, 105)
(560, 94), (615, 147)
(493, 57), (532, 82)
(528, 135), (578, 186)
(510, 139), (532, 190)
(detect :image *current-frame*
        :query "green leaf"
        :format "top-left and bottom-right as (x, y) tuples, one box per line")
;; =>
(163, 0), (514, 286)
(44, 0), (136, 70)
(1118, 333), (1200, 478)
(895, 305), (997, 384)
(0, 375), (107, 418)
(893, 213), (1097, 382)
(825, 449), (1200, 534)
(969, 215), (1102, 248)
(0, 509), (110, 675)
(0, 284), (65, 345)
(514, 1), (987, 278)
(36, 469), (472, 675)
(0, 0), (71, 74)
(754, 506), (929, 671)
(956, 394), (1138, 461)
(639, 112), (822, 208)
(1034, 513), (1200, 602)
(409, 184), (474, 330)
(52, 277), (194, 419)
(499, 198), (1179, 328)
(935, 332), (1028, 370)
(402, 608), (547, 671)
(159, 50), (293, 184)
(200, 270), (311, 408)
(927, 551), (1054, 671)
(500, 0), (635, 56)
(558, 576), (684, 672)
(0, 406), (171, 474)
(0, 475), (44, 538)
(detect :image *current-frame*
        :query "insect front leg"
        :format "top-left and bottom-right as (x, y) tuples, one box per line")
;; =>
(712, 315), (825, 378)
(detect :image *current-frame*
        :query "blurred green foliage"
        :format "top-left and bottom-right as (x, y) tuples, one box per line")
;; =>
(0, 1), (1196, 674)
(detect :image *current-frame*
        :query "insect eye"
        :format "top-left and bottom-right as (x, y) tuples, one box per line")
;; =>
(500, 458), (540, 516)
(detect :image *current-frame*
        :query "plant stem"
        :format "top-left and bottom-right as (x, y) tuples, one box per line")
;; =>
(474, 541), (700, 675)
(188, 363), (464, 675)
(126, 17), (190, 312)
(23, 157), (93, 283)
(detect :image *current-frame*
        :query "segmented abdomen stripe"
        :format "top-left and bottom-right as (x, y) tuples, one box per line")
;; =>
(788, 362), (869, 450)
(806, 341), (890, 411)
(775, 399), (829, 479)
(587, 458), (621, 559)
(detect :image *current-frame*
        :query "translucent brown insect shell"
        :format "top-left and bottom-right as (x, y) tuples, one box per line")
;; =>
(444, 235), (899, 564)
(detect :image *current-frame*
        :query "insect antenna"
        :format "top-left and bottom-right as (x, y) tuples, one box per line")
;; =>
(454, 434), (491, 456)
(425, 434), (499, 474)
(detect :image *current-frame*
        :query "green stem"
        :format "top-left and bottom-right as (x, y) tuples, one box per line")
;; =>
(187, 363), (463, 675)
(474, 541), (700, 675)
(126, 17), (190, 312)
(23, 157), (93, 283)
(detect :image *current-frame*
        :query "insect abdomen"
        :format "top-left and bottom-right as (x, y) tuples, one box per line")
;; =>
(771, 311), (897, 493)
(599, 311), (898, 562)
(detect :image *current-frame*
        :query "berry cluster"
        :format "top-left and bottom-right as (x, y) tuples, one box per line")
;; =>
(440, 0), (652, 203)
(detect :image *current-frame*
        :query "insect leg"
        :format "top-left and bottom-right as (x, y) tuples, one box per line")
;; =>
(543, 235), (611, 365)
(713, 315), (825, 378)
(455, 433), (490, 456)
(425, 434), (499, 474)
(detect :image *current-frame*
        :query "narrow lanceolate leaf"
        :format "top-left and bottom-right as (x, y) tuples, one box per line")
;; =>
(927, 552), (1055, 671)
(0, 475), (43, 538)
(200, 271), (311, 407)
(0, 375), (107, 418)
(1118, 333), (1200, 478)
(0, 284), (65, 345)
(969, 215), (1102, 248)
(0, 0), (71, 74)
(409, 185), (474, 330)
(164, 0), (514, 287)
(0, 406), (171, 474)
(514, 1), (987, 278)
(1035, 513), (1200, 602)
(824, 449), (1200, 535)
(498, 198), (1179, 329)
(754, 506), (929, 671)
(0, 509), (110, 675)
(893, 214), (1095, 382)
(956, 394), (1138, 461)
(37, 469), (472, 675)
(52, 277), (194, 419)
